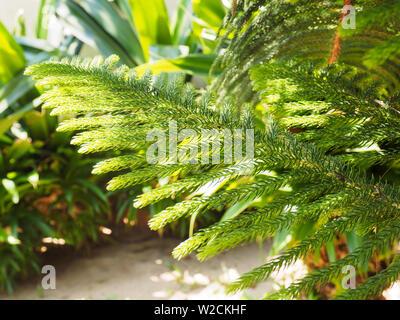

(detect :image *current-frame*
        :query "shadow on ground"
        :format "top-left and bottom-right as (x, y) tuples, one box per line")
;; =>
(0, 230), (274, 300)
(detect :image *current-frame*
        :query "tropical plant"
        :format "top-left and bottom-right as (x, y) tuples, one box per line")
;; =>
(0, 0), (81, 136)
(25, 0), (400, 300)
(49, 0), (231, 229)
(0, 1), (110, 292)
(0, 110), (109, 292)
(54, 0), (227, 77)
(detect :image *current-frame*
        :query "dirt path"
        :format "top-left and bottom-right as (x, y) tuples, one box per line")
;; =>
(1, 234), (275, 300)
(2, 231), (398, 300)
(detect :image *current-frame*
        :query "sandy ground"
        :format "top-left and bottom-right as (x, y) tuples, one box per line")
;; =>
(1, 229), (399, 300)
(0, 233), (275, 300)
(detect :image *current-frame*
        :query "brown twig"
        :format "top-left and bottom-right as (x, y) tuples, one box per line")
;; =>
(232, 0), (238, 18)
(328, 0), (353, 65)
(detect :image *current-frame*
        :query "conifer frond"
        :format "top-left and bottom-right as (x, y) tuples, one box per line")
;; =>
(334, 255), (400, 300)
(213, 0), (400, 105)
(26, 22), (400, 299)
(263, 222), (400, 300)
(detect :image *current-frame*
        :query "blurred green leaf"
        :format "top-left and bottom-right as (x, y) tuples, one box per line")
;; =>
(0, 135), (13, 144)
(77, 178), (108, 203)
(149, 44), (189, 61)
(0, 74), (36, 115)
(270, 228), (291, 255)
(13, 11), (27, 37)
(115, 0), (135, 27)
(191, 0), (226, 53)
(220, 198), (254, 222)
(5, 140), (33, 163)
(0, 228), (8, 242)
(26, 214), (56, 237)
(0, 102), (35, 136)
(23, 110), (49, 141)
(193, 0), (225, 30)
(136, 53), (218, 77)
(35, 0), (57, 39)
(0, 21), (26, 84)
(128, 0), (172, 60)
(0, 151), (4, 175)
(326, 238), (336, 263)
(171, 0), (192, 45)
(27, 171), (39, 189)
(6, 235), (21, 245)
(56, 0), (142, 66)
(16, 37), (58, 55)
(345, 231), (362, 253)
(72, 0), (145, 64)
(2, 179), (19, 204)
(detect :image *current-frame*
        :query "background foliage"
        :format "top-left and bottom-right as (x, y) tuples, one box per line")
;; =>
(0, 0), (228, 293)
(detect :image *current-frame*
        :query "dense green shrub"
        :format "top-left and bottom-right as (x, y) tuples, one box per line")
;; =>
(0, 2), (109, 292)
(0, 109), (109, 292)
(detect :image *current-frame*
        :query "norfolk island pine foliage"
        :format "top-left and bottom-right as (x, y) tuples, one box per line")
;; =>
(25, 0), (400, 299)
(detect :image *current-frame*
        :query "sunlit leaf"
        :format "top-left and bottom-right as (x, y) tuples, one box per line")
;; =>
(193, 0), (225, 30)
(135, 53), (218, 77)
(2, 179), (19, 204)
(56, 0), (143, 66)
(0, 21), (26, 84)
(128, 0), (172, 61)
(171, 0), (192, 45)
(35, 0), (57, 39)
